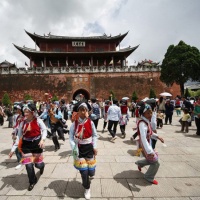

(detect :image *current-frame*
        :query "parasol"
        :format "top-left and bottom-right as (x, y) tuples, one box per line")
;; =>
(159, 92), (172, 97)
(122, 97), (129, 100)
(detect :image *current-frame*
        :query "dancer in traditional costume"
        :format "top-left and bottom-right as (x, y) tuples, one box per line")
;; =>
(119, 100), (129, 138)
(69, 101), (97, 200)
(9, 103), (47, 191)
(135, 104), (164, 185)
(48, 102), (65, 151)
(12, 103), (24, 169)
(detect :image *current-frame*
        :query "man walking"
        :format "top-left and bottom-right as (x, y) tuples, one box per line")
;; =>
(107, 99), (121, 142)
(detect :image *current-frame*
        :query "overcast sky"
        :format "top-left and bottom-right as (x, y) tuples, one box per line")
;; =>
(0, 0), (199, 67)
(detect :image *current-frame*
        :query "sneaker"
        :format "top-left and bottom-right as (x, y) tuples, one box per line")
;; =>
(84, 189), (91, 199)
(110, 136), (117, 142)
(15, 164), (22, 170)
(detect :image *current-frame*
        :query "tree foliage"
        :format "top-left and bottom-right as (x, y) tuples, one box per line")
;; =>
(52, 94), (59, 102)
(2, 93), (11, 106)
(184, 88), (190, 98)
(24, 94), (32, 101)
(160, 41), (200, 96)
(149, 88), (156, 99)
(132, 91), (138, 102)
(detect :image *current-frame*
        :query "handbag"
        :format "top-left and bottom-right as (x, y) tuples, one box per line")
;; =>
(146, 152), (158, 163)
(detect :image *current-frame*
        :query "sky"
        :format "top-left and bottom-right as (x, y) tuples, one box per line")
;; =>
(0, 0), (200, 67)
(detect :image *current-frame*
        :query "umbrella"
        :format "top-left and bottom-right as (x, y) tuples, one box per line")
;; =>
(122, 97), (129, 100)
(159, 92), (172, 97)
(145, 98), (157, 104)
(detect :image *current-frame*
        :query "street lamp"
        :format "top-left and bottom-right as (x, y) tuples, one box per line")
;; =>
(110, 94), (113, 105)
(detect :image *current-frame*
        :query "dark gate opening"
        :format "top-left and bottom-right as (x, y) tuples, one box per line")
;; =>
(73, 89), (90, 101)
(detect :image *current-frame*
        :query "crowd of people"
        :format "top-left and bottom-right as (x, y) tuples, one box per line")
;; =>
(0, 95), (200, 199)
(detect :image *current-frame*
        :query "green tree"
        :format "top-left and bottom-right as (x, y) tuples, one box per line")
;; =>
(149, 88), (156, 98)
(132, 91), (138, 102)
(184, 88), (190, 98)
(109, 91), (116, 101)
(2, 93), (11, 106)
(24, 94), (32, 101)
(160, 41), (200, 96)
(52, 94), (59, 102)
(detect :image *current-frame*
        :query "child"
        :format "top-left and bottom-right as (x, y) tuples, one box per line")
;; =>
(69, 101), (98, 200)
(157, 110), (164, 129)
(135, 103), (164, 185)
(181, 108), (191, 133)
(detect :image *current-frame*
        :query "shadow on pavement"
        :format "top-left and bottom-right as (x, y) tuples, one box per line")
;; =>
(58, 150), (71, 158)
(1, 174), (27, 190)
(1, 149), (10, 155)
(113, 170), (151, 192)
(123, 139), (134, 145)
(47, 179), (84, 198)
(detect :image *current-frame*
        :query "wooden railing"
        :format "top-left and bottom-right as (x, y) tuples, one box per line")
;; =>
(0, 65), (160, 75)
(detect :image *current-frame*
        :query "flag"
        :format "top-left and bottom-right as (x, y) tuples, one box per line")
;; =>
(49, 61), (53, 67)
(73, 60), (75, 66)
(41, 61), (44, 67)
(104, 60), (106, 66)
(66, 60), (68, 67)
(25, 62), (28, 66)
(58, 60), (60, 67)
(89, 60), (91, 66)
(117, 60), (121, 64)
(97, 60), (98, 66)
(81, 60), (83, 66)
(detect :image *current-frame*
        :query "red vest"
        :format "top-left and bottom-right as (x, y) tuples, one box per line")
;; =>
(22, 118), (41, 138)
(14, 115), (24, 129)
(75, 118), (92, 139)
(105, 105), (109, 113)
(120, 105), (128, 114)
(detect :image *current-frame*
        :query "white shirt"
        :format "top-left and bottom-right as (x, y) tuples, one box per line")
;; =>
(107, 104), (121, 121)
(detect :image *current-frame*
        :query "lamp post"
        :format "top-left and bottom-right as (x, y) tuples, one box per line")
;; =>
(110, 94), (113, 105)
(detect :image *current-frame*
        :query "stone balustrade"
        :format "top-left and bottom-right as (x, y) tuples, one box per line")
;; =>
(0, 65), (160, 75)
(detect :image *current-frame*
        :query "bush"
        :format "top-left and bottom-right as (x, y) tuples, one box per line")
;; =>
(24, 94), (33, 101)
(132, 91), (138, 102)
(2, 93), (11, 106)
(149, 88), (156, 99)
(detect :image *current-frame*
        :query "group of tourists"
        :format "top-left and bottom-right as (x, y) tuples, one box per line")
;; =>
(0, 94), (200, 200)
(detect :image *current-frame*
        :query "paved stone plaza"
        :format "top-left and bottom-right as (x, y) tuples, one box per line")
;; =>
(0, 114), (200, 200)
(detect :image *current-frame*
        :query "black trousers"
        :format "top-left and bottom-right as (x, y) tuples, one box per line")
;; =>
(195, 117), (200, 135)
(80, 169), (95, 189)
(120, 124), (126, 135)
(165, 114), (173, 124)
(157, 118), (163, 127)
(26, 162), (44, 184)
(108, 120), (118, 138)
(92, 119), (99, 129)
(50, 123), (64, 148)
(22, 138), (44, 185)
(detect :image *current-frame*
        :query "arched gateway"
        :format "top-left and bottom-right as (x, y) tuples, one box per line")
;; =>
(73, 89), (90, 101)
